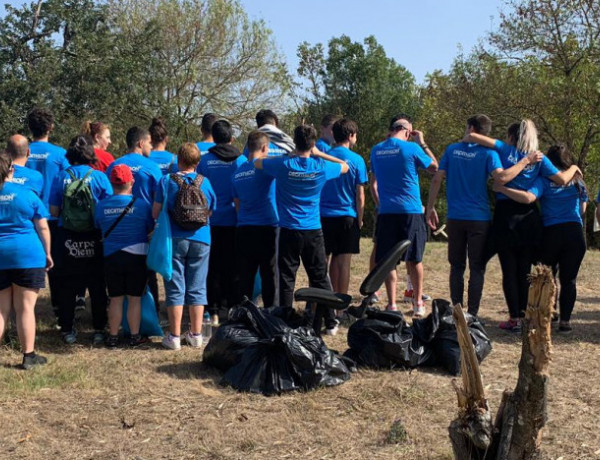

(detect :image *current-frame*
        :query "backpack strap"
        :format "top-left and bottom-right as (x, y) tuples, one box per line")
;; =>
(169, 173), (185, 187)
(192, 174), (204, 187)
(102, 197), (137, 240)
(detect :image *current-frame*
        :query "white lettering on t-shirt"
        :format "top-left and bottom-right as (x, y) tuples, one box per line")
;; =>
(207, 160), (229, 167)
(64, 239), (96, 258)
(288, 171), (318, 179)
(0, 193), (16, 202)
(128, 165), (142, 173)
(104, 207), (135, 215)
(234, 170), (255, 179)
(375, 148), (399, 156)
(453, 149), (477, 159)
(10, 177), (27, 184)
(29, 153), (50, 160)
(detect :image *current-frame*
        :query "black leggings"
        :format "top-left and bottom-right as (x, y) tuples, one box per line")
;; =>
(541, 223), (586, 322)
(498, 245), (533, 319)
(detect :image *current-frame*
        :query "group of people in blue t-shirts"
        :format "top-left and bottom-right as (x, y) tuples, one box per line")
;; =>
(0, 107), (593, 370)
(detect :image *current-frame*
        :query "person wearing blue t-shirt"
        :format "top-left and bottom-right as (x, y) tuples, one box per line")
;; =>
(232, 131), (279, 307)
(494, 144), (587, 334)
(6, 135), (43, 196)
(465, 120), (581, 331)
(95, 164), (155, 347)
(196, 112), (218, 154)
(153, 143), (216, 350)
(256, 124), (349, 335)
(315, 114), (338, 153)
(426, 115), (542, 318)
(196, 119), (245, 324)
(320, 119), (368, 311)
(49, 135), (113, 345)
(148, 117), (178, 175)
(370, 114), (438, 317)
(0, 153), (52, 369)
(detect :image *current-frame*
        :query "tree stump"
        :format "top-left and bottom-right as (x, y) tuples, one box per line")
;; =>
(449, 264), (556, 460)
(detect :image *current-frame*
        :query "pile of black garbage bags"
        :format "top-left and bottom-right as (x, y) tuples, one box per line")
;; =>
(203, 299), (492, 396)
(344, 299), (492, 375)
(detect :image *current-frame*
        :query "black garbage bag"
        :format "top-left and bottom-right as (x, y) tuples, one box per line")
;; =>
(203, 301), (352, 395)
(344, 308), (432, 369)
(412, 299), (492, 376)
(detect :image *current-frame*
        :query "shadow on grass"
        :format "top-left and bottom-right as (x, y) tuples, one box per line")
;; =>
(155, 360), (223, 384)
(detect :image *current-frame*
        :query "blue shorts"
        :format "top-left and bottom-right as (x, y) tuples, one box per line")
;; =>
(0, 268), (46, 290)
(375, 213), (427, 263)
(164, 238), (210, 306)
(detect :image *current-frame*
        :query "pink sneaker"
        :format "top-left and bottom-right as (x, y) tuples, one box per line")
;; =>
(386, 304), (398, 312)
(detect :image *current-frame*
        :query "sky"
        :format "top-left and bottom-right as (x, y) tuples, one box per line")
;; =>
(2, 0), (505, 83)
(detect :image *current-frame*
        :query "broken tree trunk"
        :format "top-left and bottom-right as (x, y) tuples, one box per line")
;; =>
(449, 264), (555, 460)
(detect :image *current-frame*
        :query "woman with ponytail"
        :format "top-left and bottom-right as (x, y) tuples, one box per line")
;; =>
(82, 120), (115, 172)
(148, 117), (178, 175)
(0, 152), (52, 369)
(494, 144), (587, 333)
(465, 119), (581, 331)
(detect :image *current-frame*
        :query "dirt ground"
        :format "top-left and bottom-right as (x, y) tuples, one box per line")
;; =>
(1, 241), (599, 459)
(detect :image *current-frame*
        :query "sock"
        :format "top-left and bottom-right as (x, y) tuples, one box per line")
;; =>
(406, 275), (413, 291)
(23, 351), (35, 358)
(192, 332), (202, 337)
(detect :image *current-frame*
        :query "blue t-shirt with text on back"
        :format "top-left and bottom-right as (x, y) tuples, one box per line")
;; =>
(197, 152), (246, 226)
(439, 142), (502, 221)
(196, 141), (216, 155)
(49, 165), (113, 213)
(493, 139), (559, 200)
(155, 172), (216, 245)
(94, 194), (155, 257)
(11, 165), (44, 196)
(370, 137), (433, 214)
(26, 141), (69, 215)
(261, 156), (342, 230)
(0, 182), (49, 269)
(529, 177), (588, 227)
(232, 160), (278, 226)
(316, 138), (332, 153)
(149, 150), (178, 175)
(106, 153), (163, 206)
(242, 142), (288, 158)
(320, 146), (368, 218)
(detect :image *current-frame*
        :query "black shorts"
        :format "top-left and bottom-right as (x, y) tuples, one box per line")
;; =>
(322, 216), (360, 255)
(104, 251), (147, 297)
(375, 213), (427, 263)
(0, 268), (46, 290)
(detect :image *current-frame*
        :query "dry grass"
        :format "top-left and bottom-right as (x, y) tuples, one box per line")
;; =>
(1, 241), (599, 459)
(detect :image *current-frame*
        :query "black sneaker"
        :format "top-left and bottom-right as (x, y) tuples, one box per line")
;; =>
(129, 334), (149, 347)
(21, 353), (48, 370)
(558, 323), (572, 334)
(105, 335), (119, 348)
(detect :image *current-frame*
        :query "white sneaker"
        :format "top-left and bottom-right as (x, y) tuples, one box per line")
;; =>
(184, 331), (203, 348)
(413, 303), (426, 318)
(325, 319), (340, 336)
(386, 304), (398, 312)
(161, 334), (181, 350)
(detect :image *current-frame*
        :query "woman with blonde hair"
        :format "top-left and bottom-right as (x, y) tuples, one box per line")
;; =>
(465, 119), (581, 331)
(81, 120), (115, 172)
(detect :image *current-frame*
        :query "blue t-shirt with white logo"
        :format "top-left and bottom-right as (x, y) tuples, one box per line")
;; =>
(196, 141), (216, 155)
(0, 182), (49, 269)
(439, 143), (502, 221)
(316, 138), (332, 153)
(529, 178), (587, 227)
(232, 160), (278, 226)
(106, 153), (163, 206)
(149, 150), (178, 175)
(94, 194), (154, 256)
(370, 137), (433, 214)
(262, 156), (342, 230)
(493, 140), (559, 200)
(242, 142), (288, 158)
(197, 152), (246, 226)
(26, 141), (69, 214)
(320, 146), (368, 218)
(11, 165), (44, 196)
(49, 165), (113, 212)
(155, 172), (216, 244)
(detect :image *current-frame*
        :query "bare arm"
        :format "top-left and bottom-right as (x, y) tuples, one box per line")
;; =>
(234, 197), (240, 213)
(550, 165), (581, 185)
(491, 151), (543, 184)
(311, 148), (349, 174)
(411, 130), (438, 174)
(463, 133), (497, 149)
(152, 202), (162, 220)
(596, 205), (600, 228)
(425, 170), (445, 230)
(50, 205), (60, 218)
(493, 184), (537, 204)
(370, 174), (379, 209)
(356, 185), (365, 229)
(34, 218), (53, 271)
(253, 158), (265, 170)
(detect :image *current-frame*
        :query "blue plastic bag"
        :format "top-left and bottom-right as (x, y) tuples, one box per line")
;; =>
(252, 270), (262, 302)
(147, 193), (172, 281)
(122, 288), (164, 337)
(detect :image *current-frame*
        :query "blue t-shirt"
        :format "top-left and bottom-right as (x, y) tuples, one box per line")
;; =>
(316, 138), (332, 153)
(149, 150), (178, 175)
(439, 143), (502, 221)
(106, 153), (163, 206)
(26, 141), (69, 214)
(94, 194), (154, 256)
(0, 182), (48, 269)
(49, 165), (113, 214)
(197, 141), (216, 154)
(155, 172), (216, 244)
(370, 137), (433, 214)
(262, 156), (342, 230)
(11, 165), (44, 196)
(232, 160), (278, 226)
(197, 152), (246, 226)
(242, 142), (288, 158)
(529, 178), (587, 227)
(320, 146), (368, 218)
(494, 140), (559, 200)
